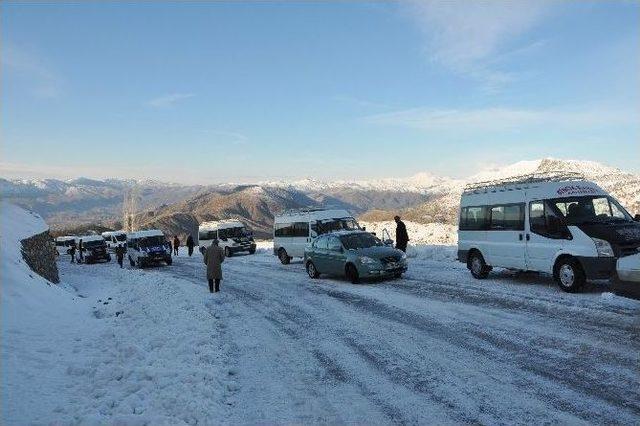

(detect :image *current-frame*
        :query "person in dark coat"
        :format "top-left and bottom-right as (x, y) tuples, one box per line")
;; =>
(115, 244), (126, 268)
(69, 244), (76, 263)
(78, 239), (84, 262)
(203, 239), (225, 293)
(186, 235), (195, 257)
(394, 215), (409, 252)
(173, 236), (180, 256)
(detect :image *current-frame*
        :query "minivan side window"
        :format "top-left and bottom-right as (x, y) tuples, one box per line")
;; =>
(529, 201), (568, 239)
(489, 204), (524, 230)
(275, 222), (308, 237)
(459, 206), (487, 230)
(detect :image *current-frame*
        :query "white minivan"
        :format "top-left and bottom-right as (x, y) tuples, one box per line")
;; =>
(127, 229), (172, 267)
(198, 220), (256, 257)
(273, 208), (361, 264)
(101, 231), (127, 251)
(458, 173), (640, 292)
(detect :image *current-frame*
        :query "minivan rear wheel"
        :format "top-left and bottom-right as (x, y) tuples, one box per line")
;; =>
(554, 257), (585, 292)
(469, 251), (490, 279)
(278, 248), (290, 265)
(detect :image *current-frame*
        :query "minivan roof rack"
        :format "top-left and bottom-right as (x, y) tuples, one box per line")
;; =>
(278, 207), (347, 216)
(464, 171), (585, 193)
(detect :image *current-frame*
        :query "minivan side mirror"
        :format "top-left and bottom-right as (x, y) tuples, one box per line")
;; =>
(634, 214), (640, 222)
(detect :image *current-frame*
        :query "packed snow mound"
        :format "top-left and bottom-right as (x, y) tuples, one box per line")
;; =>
(361, 220), (458, 245)
(1, 203), (75, 317)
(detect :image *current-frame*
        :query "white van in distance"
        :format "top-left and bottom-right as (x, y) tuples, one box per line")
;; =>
(457, 172), (640, 292)
(273, 208), (361, 264)
(127, 229), (172, 267)
(75, 235), (111, 264)
(198, 220), (256, 257)
(101, 231), (127, 251)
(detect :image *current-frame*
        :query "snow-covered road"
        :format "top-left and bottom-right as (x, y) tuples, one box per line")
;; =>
(49, 245), (640, 424)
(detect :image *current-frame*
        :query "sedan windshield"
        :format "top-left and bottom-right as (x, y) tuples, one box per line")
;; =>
(340, 233), (382, 250)
(553, 196), (632, 225)
(139, 236), (166, 247)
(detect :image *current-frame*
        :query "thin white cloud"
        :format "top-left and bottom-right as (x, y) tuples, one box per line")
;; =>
(146, 93), (195, 108)
(364, 106), (638, 133)
(1, 42), (62, 98)
(403, 0), (552, 86)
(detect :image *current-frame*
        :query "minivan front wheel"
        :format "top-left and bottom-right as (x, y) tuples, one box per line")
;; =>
(129, 256), (135, 267)
(306, 261), (320, 278)
(554, 257), (585, 292)
(469, 251), (490, 279)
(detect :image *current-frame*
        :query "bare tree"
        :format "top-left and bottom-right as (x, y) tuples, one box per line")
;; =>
(123, 185), (142, 232)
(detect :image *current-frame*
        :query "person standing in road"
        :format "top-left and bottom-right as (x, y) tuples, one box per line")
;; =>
(69, 244), (76, 263)
(115, 244), (126, 268)
(203, 239), (225, 293)
(186, 234), (195, 257)
(173, 235), (180, 256)
(78, 239), (84, 262)
(394, 215), (409, 252)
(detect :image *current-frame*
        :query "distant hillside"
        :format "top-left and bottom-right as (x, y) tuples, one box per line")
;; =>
(4, 158), (639, 237)
(133, 185), (321, 239)
(370, 158), (640, 226)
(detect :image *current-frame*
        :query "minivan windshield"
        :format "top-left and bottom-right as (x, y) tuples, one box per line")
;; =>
(139, 236), (166, 247)
(314, 217), (361, 235)
(553, 196), (632, 225)
(84, 240), (106, 249)
(340, 233), (382, 250)
(115, 234), (127, 241)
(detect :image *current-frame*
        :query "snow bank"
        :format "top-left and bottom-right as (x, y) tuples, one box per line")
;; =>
(360, 220), (458, 246)
(1, 203), (91, 425)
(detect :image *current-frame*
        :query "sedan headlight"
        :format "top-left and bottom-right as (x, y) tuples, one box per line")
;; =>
(592, 238), (614, 257)
(359, 256), (378, 265)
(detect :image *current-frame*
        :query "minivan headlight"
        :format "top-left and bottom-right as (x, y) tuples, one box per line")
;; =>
(359, 256), (378, 265)
(592, 238), (614, 257)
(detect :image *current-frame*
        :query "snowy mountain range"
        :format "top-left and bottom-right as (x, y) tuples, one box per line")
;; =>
(2, 158), (639, 236)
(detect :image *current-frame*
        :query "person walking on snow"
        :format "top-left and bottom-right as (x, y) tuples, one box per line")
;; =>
(78, 239), (84, 262)
(115, 244), (126, 268)
(69, 244), (76, 263)
(173, 236), (180, 256)
(204, 239), (225, 293)
(394, 215), (409, 252)
(186, 235), (195, 257)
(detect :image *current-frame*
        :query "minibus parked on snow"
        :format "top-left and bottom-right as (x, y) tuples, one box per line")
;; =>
(75, 235), (111, 264)
(127, 229), (172, 267)
(198, 220), (256, 257)
(273, 208), (361, 264)
(457, 172), (640, 292)
(55, 236), (76, 255)
(102, 231), (127, 251)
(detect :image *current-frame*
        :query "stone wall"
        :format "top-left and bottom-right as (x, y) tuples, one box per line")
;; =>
(21, 230), (60, 284)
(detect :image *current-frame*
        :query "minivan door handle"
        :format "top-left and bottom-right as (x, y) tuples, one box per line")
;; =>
(519, 233), (523, 241)
(526, 234), (530, 241)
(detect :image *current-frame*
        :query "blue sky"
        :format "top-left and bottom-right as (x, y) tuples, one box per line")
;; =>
(2, 1), (638, 184)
